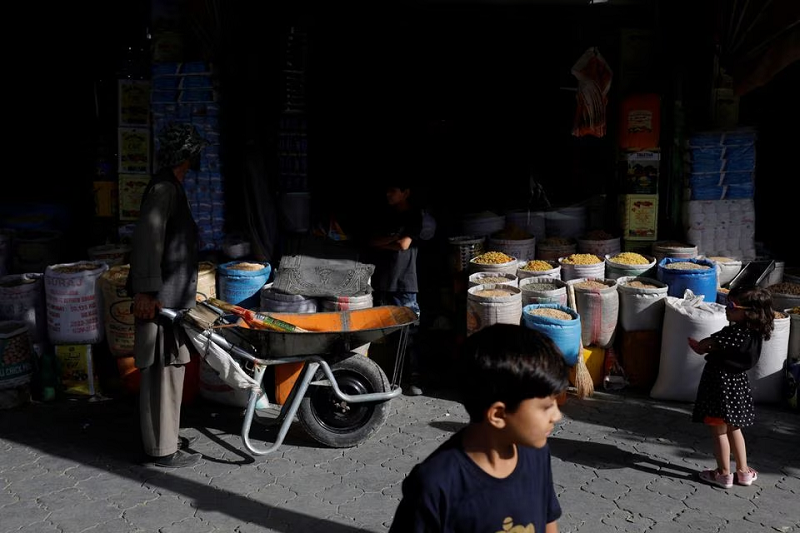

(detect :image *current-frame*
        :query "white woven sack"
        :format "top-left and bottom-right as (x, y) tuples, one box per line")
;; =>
(569, 278), (618, 349)
(44, 262), (109, 345)
(650, 291), (729, 402)
(466, 284), (522, 337)
(748, 315), (790, 404)
(186, 324), (269, 409)
(616, 276), (668, 331)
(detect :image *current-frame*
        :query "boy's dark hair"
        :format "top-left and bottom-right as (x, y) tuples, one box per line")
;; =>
(459, 324), (570, 422)
(728, 285), (775, 340)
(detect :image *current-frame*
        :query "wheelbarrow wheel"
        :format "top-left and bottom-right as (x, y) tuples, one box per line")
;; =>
(298, 352), (391, 448)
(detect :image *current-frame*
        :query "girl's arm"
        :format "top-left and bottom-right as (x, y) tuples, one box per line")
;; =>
(688, 337), (717, 354)
(546, 521), (559, 533)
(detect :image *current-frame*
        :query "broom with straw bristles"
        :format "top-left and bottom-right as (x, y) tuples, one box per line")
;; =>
(567, 283), (594, 399)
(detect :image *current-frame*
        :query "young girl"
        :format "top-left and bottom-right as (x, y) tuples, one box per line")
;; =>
(688, 285), (774, 489)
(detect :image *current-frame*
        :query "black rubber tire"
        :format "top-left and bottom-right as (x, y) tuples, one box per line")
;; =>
(297, 353), (391, 448)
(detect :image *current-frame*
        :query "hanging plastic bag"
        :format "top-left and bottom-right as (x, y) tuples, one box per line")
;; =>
(571, 47), (613, 138)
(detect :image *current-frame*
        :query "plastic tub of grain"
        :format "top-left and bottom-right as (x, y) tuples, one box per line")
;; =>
(519, 277), (568, 306)
(468, 251), (518, 276)
(536, 237), (577, 261)
(517, 259), (561, 281)
(559, 253), (604, 282)
(605, 252), (657, 280)
(466, 284), (522, 337)
(469, 271), (518, 289)
(657, 257), (717, 302)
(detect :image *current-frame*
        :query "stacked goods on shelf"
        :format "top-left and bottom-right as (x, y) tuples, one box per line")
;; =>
(617, 93), (661, 254)
(117, 79), (152, 230)
(150, 61), (224, 251)
(277, 27), (309, 234)
(683, 128), (757, 259)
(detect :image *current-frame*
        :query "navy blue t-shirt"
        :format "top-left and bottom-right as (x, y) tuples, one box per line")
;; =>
(389, 429), (562, 533)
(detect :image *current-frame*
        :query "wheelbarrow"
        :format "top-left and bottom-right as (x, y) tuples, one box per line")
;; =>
(160, 300), (418, 456)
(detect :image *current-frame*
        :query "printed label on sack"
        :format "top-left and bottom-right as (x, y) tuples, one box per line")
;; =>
(627, 110), (653, 133)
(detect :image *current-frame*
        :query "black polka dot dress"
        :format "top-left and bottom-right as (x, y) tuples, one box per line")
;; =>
(692, 324), (761, 428)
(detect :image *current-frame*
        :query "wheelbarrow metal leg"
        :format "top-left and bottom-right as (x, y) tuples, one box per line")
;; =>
(241, 361), (320, 456)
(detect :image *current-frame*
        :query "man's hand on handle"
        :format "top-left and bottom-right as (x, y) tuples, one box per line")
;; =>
(133, 293), (163, 320)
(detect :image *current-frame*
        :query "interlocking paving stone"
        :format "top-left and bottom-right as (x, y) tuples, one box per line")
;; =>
(0, 388), (797, 533)
(123, 494), (196, 530)
(46, 501), (123, 533)
(316, 483), (364, 506)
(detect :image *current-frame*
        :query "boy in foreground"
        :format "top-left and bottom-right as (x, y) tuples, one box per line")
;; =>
(389, 323), (569, 533)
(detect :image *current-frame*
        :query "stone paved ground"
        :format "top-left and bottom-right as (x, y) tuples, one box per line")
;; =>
(1, 386), (798, 533)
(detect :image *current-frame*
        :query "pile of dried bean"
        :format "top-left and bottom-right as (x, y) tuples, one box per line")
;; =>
(520, 260), (555, 271)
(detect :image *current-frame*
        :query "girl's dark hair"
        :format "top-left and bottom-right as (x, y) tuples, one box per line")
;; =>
(458, 324), (569, 422)
(728, 285), (775, 340)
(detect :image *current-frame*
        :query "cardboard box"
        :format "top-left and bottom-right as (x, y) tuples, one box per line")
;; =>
(93, 181), (118, 218)
(620, 194), (658, 240)
(619, 151), (660, 194)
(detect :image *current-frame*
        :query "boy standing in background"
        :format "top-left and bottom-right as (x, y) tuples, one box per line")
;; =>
(368, 177), (428, 395)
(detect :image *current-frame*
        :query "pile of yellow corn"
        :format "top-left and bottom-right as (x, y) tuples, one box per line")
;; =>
(561, 253), (602, 265)
(520, 260), (555, 271)
(472, 251), (515, 264)
(789, 306), (800, 315)
(608, 252), (651, 265)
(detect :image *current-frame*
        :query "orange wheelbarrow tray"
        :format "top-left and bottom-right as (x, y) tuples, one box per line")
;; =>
(161, 303), (419, 456)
